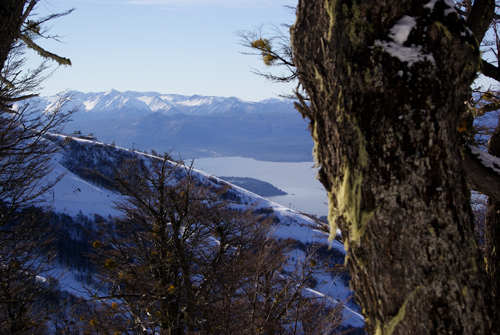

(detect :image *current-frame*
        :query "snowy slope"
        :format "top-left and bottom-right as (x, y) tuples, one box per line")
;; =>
(46, 152), (124, 218)
(40, 135), (363, 328)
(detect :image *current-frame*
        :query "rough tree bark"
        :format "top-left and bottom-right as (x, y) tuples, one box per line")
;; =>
(0, 0), (25, 73)
(485, 122), (500, 299)
(291, 0), (498, 333)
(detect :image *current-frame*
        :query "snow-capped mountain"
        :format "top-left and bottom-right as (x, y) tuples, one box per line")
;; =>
(35, 90), (296, 121)
(26, 90), (313, 162)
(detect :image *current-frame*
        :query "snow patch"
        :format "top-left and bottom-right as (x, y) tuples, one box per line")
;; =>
(375, 15), (434, 66)
(389, 16), (417, 45)
(424, 0), (438, 10)
(469, 145), (500, 174)
(375, 41), (435, 66)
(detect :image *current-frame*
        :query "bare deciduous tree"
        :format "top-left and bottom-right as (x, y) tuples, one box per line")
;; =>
(80, 154), (345, 334)
(0, 1), (74, 333)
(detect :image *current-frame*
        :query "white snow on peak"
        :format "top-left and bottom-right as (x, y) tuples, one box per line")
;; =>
(35, 90), (297, 119)
(159, 94), (188, 103)
(81, 92), (150, 112)
(104, 89), (119, 96)
(82, 96), (100, 111)
(178, 96), (226, 107)
(389, 16), (416, 45)
(136, 95), (173, 112)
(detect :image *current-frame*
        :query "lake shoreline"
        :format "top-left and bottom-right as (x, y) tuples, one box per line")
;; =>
(192, 157), (328, 217)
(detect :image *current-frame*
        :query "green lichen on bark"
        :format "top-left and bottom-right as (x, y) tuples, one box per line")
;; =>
(375, 286), (422, 335)
(468, 234), (479, 273)
(314, 0), (377, 246)
(324, 95), (374, 245)
(324, 0), (338, 40)
(18, 33), (71, 66)
(327, 157), (374, 246)
(313, 64), (326, 93)
(432, 22), (453, 40)
(342, 2), (367, 47)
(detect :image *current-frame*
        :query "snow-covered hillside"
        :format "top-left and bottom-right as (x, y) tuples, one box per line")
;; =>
(42, 134), (363, 329)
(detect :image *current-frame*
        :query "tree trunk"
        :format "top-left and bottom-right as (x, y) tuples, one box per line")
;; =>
(291, 0), (498, 333)
(0, 0), (25, 73)
(485, 121), (500, 299)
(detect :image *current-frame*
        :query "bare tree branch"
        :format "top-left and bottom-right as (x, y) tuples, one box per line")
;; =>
(467, 0), (496, 42)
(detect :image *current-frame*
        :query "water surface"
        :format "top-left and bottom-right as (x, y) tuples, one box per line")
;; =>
(192, 157), (328, 217)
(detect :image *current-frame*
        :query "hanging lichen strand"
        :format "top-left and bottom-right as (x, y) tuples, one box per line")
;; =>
(292, 0), (498, 334)
(18, 33), (71, 66)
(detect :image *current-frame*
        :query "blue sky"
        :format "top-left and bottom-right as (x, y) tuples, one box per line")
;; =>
(31, 0), (298, 101)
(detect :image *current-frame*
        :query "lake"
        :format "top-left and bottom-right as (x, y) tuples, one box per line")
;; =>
(192, 157), (329, 217)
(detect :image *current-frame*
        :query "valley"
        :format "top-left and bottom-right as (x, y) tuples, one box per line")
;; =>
(2, 90), (363, 332)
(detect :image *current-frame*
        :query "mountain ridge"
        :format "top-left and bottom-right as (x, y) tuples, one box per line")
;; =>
(30, 90), (314, 162)
(64, 111), (313, 161)
(34, 90), (296, 121)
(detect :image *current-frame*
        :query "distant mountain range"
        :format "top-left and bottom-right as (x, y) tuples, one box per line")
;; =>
(32, 90), (314, 162)
(36, 89), (297, 121)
